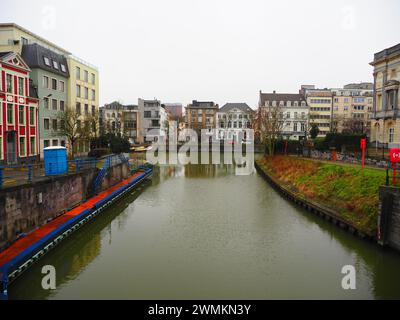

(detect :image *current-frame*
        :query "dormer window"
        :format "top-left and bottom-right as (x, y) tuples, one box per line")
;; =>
(44, 57), (51, 66)
(53, 60), (59, 69)
(60, 64), (67, 72)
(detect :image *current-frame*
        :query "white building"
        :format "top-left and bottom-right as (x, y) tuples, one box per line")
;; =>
(258, 91), (309, 140)
(216, 103), (254, 142)
(138, 98), (168, 143)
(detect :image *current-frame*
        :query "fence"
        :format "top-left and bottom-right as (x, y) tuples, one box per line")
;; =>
(0, 153), (144, 189)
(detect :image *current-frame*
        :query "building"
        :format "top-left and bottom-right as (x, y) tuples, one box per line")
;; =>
(138, 98), (168, 143)
(304, 87), (333, 137)
(370, 43), (400, 148)
(185, 100), (218, 136)
(0, 52), (39, 164)
(0, 23), (99, 157)
(100, 101), (139, 144)
(67, 56), (99, 155)
(21, 43), (69, 157)
(163, 103), (183, 119)
(331, 84), (373, 135)
(258, 91), (309, 140)
(216, 103), (253, 142)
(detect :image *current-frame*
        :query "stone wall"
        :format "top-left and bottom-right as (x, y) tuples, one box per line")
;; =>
(378, 186), (400, 251)
(0, 162), (131, 249)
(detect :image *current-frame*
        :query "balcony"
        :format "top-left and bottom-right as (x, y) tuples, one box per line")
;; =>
(373, 109), (398, 119)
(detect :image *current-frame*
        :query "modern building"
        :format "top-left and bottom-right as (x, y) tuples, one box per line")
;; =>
(138, 98), (168, 143)
(258, 91), (309, 140)
(216, 103), (254, 142)
(185, 100), (218, 136)
(0, 52), (39, 164)
(331, 84), (373, 135)
(303, 87), (333, 137)
(67, 56), (99, 155)
(21, 43), (69, 157)
(370, 43), (400, 148)
(100, 101), (139, 144)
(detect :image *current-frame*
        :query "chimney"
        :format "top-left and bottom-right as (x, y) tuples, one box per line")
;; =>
(273, 90), (276, 94)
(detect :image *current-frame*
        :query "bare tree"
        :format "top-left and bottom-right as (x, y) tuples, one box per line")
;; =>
(56, 109), (86, 158)
(253, 104), (284, 155)
(342, 118), (366, 135)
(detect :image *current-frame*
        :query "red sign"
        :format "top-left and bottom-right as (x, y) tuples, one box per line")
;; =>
(390, 148), (400, 163)
(360, 138), (366, 149)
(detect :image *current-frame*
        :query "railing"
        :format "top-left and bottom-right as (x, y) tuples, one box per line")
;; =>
(0, 158), (97, 189)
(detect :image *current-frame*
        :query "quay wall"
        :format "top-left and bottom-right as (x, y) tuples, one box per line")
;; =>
(0, 163), (131, 249)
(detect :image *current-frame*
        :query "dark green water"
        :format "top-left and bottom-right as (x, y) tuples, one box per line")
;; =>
(8, 163), (400, 299)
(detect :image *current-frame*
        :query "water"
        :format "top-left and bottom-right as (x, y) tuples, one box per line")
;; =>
(8, 162), (400, 299)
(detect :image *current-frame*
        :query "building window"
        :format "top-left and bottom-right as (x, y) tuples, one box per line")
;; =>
(21, 37), (28, 45)
(76, 102), (81, 114)
(19, 137), (26, 156)
(60, 64), (67, 73)
(77, 120), (81, 130)
(144, 111), (151, 118)
(44, 97), (49, 109)
(76, 66), (80, 79)
(91, 105), (96, 116)
(294, 122), (298, 132)
(29, 107), (35, 125)
(43, 57), (51, 66)
(52, 78), (57, 90)
(52, 60), (59, 69)
(91, 73), (95, 84)
(85, 104), (89, 115)
(389, 128), (395, 143)
(60, 120), (65, 130)
(76, 85), (81, 97)
(59, 80), (65, 92)
(52, 139), (58, 146)
(52, 119), (58, 131)
(30, 137), (36, 155)
(60, 140), (66, 147)
(84, 70), (88, 82)
(18, 77), (24, 95)
(19, 105), (25, 125)
(85, 87), (89, 99)
(60, 100), (65, 111)
(44, 118), (50, 130)
(6, 74), (13, 93)
(52, 99), (57, 110)
(7, 104), (14, 124)
(91, 89), (95, 101)
(43, 76), (49, 88)
(44, 140), (50, 148)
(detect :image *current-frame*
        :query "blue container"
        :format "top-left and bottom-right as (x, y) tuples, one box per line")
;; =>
(44, 146), (68, 176)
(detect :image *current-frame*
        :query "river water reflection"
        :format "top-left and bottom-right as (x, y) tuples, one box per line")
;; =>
(9, 162), (400, 299)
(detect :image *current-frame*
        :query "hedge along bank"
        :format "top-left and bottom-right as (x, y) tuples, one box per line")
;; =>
(256, 156), (387, 236)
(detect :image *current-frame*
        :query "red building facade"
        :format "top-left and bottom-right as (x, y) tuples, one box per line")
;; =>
(0, 52), (39, 164)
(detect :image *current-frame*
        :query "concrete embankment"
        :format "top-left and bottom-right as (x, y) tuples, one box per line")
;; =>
(0, 162), (131, 249)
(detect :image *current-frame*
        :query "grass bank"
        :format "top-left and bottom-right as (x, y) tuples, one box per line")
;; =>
(256, 156), (386, 235)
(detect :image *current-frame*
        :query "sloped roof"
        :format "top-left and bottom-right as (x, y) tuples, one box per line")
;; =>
(219, 103), (253, 113)
(21, 43), (69, 77)
(259, 92), (306, 106)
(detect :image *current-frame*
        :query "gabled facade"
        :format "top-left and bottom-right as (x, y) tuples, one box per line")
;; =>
(185, 100), (218, 136)
(0, 52), (39, 164)
(216, 103), (254, 142)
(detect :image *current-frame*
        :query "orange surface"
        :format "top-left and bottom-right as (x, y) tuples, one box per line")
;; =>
(0, 170), (145, 268)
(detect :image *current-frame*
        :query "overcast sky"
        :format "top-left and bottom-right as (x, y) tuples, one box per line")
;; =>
(1, 0), (399, 108)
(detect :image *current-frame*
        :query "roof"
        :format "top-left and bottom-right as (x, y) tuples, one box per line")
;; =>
(21, 43), (69, 77)
(187, 100), (218, 108)
(259, 92), (306, 106)
(0, 23), (71, 55)
(371, 43), (400, 65)
(219, 103), (253, 113)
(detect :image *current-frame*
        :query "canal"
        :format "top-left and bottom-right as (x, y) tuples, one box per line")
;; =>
(8, 162), (400, 299)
